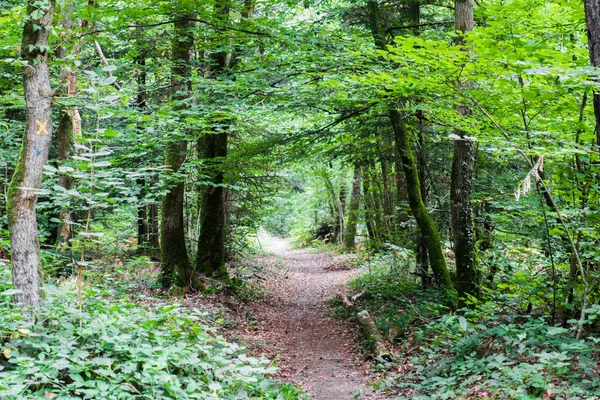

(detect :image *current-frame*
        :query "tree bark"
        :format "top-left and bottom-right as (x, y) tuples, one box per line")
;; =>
(149, 201), (159, 250)
(196, 129), (229, 278)
(584, 0), (600, 143)
(452, 0), (479, 304)
(7, 0), (55, 307)
(336, 177), (348, 243)
(55, 5), (83, 250)
(379, 153), (393, 240)
(195, 0), (232, 279)
(136, 53), (149, 247)
(362, 166), (376, 243)
(416, 121), (430, 289)
(389, 110), (454, 291)
(356, 310), (390, 359)
(344, 165), (362, 251)
(160, 16), (194, 288)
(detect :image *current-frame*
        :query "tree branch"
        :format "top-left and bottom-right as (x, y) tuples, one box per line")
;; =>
(386, 21), (453, 34)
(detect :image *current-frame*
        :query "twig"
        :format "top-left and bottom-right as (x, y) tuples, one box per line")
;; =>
(351, 288), (367, 302)
(94, 40), (121, 90)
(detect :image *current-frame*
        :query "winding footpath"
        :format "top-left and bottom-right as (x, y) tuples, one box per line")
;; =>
(240, 237), (386, 399)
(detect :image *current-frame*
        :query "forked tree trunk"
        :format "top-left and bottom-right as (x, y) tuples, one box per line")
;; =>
(584, 0), (600, 143)
(160, 16), (194, 287)
(7, 0), (55, 307)
(344, 165), (362, 251)
(452, 0), (479, 304)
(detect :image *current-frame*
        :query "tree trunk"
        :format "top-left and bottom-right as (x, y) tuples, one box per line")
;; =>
(416, 121), (430, 289)
(362, 166), (376, 243)
(584, 0), (600, 143)
(55, 5), (83, 250)
(195, 0), (232, 280)
(136, 53), (149, 248)
(160, 16), (194, 288)
(137, 178), (148, 245)
(336, 177), (348, 243)
(7, 0), (55, 307)
(452, 0), (479, 304)
(389, 110), (454, 291)
(149, 201), (159, 250)
(366, 0), (453, 292)
(344, 166), (361, 251)
(380, 140), (395, 238)
(196, 130), (229, 278)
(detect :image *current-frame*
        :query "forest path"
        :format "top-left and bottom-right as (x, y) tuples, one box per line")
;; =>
(240, 237), (385, 399)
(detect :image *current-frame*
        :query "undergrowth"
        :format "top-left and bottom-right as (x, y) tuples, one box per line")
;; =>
(0, 262), (302, 400)
(343, 253), (600, 400)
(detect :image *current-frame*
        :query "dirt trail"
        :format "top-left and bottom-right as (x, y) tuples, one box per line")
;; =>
(241, 237), (385, 399)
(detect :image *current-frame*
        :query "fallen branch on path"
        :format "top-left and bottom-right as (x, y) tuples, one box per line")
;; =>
(336, 290), (391, 359)
(356, 310), (390, 360)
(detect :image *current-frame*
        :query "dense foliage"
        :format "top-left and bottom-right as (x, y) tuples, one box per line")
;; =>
(0, 261), (301, 399)
(2, 0), (600, 397)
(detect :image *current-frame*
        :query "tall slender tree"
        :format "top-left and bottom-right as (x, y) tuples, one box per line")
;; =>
(160, 15), (195, 287)
(452, 0), (479, 303)
(55, 1), (84, 250)
(584, 0), (600, 142)
(344, 165), (362, 251)
(7, 0), (55, 306)
(196, 0), (255, 279)
(195, 0), (232, 279)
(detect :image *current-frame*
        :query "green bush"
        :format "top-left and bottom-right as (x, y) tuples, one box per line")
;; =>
(346, 254), (600, 399)
(388, 299), (600, 399)
(0, 264), (301, 400)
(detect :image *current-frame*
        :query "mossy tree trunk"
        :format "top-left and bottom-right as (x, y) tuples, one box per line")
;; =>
(160, 16), (194, 288)
(366, 0), (454, 292)
(389, 110), (454, 291)
(452, 0), (479, 304)
(7, 0), (55, 307)
(344, 165), (362, 251)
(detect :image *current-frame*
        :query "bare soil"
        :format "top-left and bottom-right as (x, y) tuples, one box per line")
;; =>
(236, 237), (386, 399)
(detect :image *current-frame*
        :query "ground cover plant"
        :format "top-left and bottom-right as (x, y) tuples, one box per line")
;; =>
(0, 262), (302, 399)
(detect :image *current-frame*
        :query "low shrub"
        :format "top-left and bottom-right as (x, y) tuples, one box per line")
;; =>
(0, 263), (302, 400)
